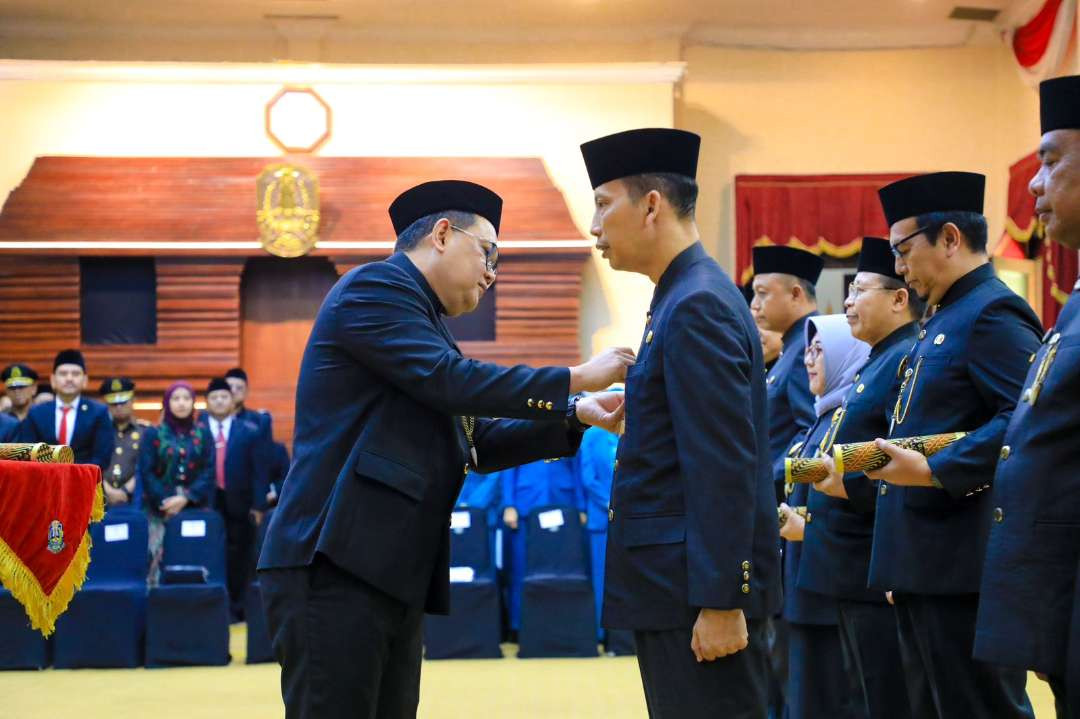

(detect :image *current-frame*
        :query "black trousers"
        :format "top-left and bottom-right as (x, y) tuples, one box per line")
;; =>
(786, 622), (860, 719)
(259, 554), (423, 719)
(837, 600), (911, 719)
(766, 616), (788, 718)
(893, 593), (1033, 719)
(634, 618), (769, 719)
(215, 491), (254, 620)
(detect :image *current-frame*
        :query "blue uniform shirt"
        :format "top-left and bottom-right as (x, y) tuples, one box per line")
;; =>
(975, 285), (1080, 676)
(797, 322), (915, 604)
(578, 426), (619, 531)
(869, 264), (1042, 595)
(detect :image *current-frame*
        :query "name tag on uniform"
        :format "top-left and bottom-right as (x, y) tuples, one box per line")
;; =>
(538, 509), (565, 530)
(104, 523), (130, 543)
(449, 566), (475, 583)
(450, 511), (471, 531)
(181, 519), (207, 538)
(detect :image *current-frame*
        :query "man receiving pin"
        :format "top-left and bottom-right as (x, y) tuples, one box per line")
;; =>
(865, 172), (1041, 718)
(582, 128), (780, 718)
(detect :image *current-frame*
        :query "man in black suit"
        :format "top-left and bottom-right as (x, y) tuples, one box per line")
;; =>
(258, 180), (632, 719)
(201, 377), (270, 620)
(16, 349), (113, 470)
(581, 128), (781, 718)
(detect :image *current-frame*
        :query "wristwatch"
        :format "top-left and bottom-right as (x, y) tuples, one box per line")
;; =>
(566, 394), (588, 433)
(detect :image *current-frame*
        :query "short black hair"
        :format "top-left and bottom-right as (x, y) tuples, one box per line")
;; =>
(880, 276), (927, 320)
(621, 173), (698, 219)
(915, 210), (988, 254)
(794, 277), (817, 302)
(395, 210), (479, 252)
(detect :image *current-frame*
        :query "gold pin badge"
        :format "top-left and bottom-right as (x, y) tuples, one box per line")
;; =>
(934, 334), (946, 345)
(132, 431), (140, 440)
(919, 330), (927, 340)
(856, 384), (865, 394)
(645, 331), (654, 344)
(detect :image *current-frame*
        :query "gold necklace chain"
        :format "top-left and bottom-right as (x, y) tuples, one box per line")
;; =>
(891, 355), (924, 431)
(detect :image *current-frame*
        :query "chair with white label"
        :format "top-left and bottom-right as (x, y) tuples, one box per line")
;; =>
(518, 504), (598, 658)
(423, 506), (503, 659)
(145, 509), (230, 667)
(53, 506), (149, 668)
(0, 589), (49, 669)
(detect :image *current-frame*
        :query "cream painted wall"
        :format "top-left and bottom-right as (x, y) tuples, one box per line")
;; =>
(0, 75), (673, 357)
(678, 44), (1041, 269)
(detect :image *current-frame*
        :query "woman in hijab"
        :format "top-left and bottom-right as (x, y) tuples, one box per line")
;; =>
(778, 314), (870, 719)
(138, 381), (214, 585)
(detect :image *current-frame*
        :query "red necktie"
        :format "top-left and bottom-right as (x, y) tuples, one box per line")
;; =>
(58, 406), (72, 445)
(215, 424), (227, 490)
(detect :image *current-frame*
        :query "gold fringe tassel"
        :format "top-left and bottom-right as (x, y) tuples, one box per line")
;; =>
(0, 483), (104, 637)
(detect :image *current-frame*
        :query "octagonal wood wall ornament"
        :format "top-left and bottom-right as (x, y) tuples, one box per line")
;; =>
(265, 86), (332, 154)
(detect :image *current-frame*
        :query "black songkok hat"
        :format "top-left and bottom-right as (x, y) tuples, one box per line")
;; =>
(877, 172), (985, 227)
(752, 246), (824, 284)
(225, 367), (248, 383)
(1040, 75), (1080, 134)
(580, 128), (700, 189)
(207, 377), (232, 395)
(2, 363), (38, 388)
(856, 237), (902, 280)
(388, 180), (503, 236)
(99, 377), (135, 404)
(53, 349), (86, 371)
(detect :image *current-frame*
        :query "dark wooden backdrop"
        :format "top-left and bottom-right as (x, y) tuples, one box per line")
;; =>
(0, 156), (590, 446)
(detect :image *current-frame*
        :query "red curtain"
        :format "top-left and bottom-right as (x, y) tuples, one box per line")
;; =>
(1013, 0), (1067, 67)
(734, 173), (912, 285)
(1001, 152), (1079, 328)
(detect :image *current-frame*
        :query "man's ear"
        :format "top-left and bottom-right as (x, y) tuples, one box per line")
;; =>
(643, 190), (662, 226)
(941, 222), (964, 257)
(430, 218), (452, 254)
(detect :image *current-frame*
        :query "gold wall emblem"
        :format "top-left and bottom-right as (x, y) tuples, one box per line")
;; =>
(256, 164), (320, 258)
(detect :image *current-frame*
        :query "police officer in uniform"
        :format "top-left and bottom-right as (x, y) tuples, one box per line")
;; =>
(2, 363), (38, 423)
(808, 238), (922, 718)
(99, 376), (148, 507)
(974, 75), (1080, 718)
(582, 128), (780, 718)
(866, 172), (1040, 718)
(257, 179), (632, 719)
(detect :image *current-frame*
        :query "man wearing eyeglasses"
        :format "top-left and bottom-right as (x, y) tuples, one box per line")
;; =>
(258, 179), (635, 719)
(804, 237), (923, 718)
(862, 172), (1041, 718)
(974, 75), (1080, 718)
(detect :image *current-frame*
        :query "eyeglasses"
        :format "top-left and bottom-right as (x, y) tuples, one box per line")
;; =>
(847, 282), (895, 300)
(450, 224), (499, 276)
(805, 343), (824, 361)
(890, 226), (929, 259)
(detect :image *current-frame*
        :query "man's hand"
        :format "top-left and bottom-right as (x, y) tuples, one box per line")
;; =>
(503, 506), (519, 530)
(778, 503), (805, 541)
(885, 591), (895, 605)
(160, 494), (189, 520)
(575, 392), (625, 433)
(691, 608), (748, 662)
(103, 483), (128, 506)
(864, 439), (935, 487)
(812, 454), (848, 499)
(569, 347), (635, 393)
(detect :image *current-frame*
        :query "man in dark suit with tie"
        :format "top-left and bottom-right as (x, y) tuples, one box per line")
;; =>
(865, 172), (1040, 718)
(581, 128), (781, 718)
(16, 349), (114, 471)
(974, 75), (1080, 718)
(257, 179), (632, 719)
(224, 367), (273, 443)
(201, 377), (269, 620)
